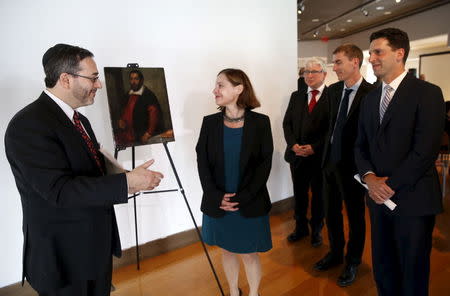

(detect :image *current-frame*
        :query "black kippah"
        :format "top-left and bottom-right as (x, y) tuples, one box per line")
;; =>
(42, 43), (71, 67)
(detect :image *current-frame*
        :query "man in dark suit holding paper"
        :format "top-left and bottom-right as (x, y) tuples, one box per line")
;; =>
(314, 44), (374, 287)
(354, 28), (444, 296)
(5, 44), (163, 296)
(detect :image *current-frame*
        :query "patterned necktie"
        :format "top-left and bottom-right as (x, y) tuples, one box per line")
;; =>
(380, 85), (393, 123)
(73, 111), (104, 174)
(308, 89), (319, 113)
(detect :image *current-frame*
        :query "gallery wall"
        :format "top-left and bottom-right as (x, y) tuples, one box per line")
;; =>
(0, 0), (298, 287)
(297, 3), (450, 93)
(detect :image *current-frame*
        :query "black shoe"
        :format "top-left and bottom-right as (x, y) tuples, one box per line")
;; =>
(311, 233), (322, 247)
(313, 252), (343, 271)
(337, 264), (358, 287)
(287, 228), (309, 242)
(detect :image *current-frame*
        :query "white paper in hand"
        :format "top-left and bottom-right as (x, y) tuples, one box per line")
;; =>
(353, 174), (397, 211)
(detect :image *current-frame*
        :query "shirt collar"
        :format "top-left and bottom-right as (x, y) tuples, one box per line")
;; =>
(308, 82), (325, 94)
(382, 70), (408, 91)
(129, 85), (144, 95)
(345, 76), (363, 92)
(44, 89), (75, 121)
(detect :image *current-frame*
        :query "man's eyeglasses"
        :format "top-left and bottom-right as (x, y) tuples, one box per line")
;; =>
(68, 73), (100, 83)
(304, 70), (323, 75)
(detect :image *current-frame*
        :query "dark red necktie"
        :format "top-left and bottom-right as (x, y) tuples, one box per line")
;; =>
(73, 111), (104, 174)
(308, 89), (319, 113)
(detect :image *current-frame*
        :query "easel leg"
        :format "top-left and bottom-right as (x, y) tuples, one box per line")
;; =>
(131, 146), (141, 270)
(163, 142), (225, 296)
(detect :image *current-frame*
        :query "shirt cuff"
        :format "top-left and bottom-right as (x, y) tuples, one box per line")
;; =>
(361, 171), (375, 183)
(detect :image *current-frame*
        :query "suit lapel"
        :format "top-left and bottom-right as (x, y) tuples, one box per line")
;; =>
(79, 113), (105, 172)
(291, 90), (307, 139)
(215, 113), (225, 170)
(310, 86), (328, 114)
(379, 74), (413, 130)
(40, 92), (74, 128)
(79, 113), (100, 150)
(372, 86), (383, 130)
(40, 92), (103, 173)
(347, 80), (368, 120)
(331, 83), (344, 128)
(239, 111), (253, 178)
(297, 90), (308, 115)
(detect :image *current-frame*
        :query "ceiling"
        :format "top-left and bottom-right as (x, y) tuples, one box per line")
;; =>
(297, 0), (450, 41)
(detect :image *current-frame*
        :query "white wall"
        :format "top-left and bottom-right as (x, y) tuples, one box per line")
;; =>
(297, 40), (329, 58)
(0, 0), (297, 287)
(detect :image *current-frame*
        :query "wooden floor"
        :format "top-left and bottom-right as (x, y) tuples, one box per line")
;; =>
(111, 195), (450, 296)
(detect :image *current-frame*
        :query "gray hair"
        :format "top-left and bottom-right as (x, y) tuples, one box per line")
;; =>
(305, 58), (327, 72)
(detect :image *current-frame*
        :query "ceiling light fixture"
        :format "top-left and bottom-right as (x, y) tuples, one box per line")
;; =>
(384, 11), (392, 15)
(376, 6), (385, 10)
(396, 0), (401, 3)
(313, 31), (319, 38)
(361, 8), (369, 16)
(312, 18), (320, 22)
(347, 19), (352, 23)
(340, 28), (346, 32)
(297, 1), (305, 14)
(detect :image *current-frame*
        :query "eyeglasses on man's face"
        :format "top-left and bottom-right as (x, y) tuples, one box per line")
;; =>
(68, 73), (100, 83)
(304, 70), (324, 75)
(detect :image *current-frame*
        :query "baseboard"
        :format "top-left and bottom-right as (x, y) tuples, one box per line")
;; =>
(270, 195), (294, 216)
(0, 281), (35, 296)
(112, 226), (201, 269)
(0, 196), (294, 294)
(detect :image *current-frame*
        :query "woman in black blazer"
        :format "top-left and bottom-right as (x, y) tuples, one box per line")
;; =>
(196, 69), (273, 296)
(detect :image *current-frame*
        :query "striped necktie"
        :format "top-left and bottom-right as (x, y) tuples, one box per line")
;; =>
(380, 85), (393, 123)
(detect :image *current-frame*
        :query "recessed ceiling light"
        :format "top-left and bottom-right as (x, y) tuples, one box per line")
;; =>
(361, 8), (369, 17)
(347, 19), (352, 23)
(312, 18), (320, 22)
(384, 11), (392, 15)
(376, 6), (385, 10)
(340, 28), (346, 32)
(297, 3), (305, 15)
(396, 0), (401, 3)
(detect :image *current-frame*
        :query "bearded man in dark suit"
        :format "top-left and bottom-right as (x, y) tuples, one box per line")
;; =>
(5, 44), (164, 296)
(116, 69), (164, 146)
